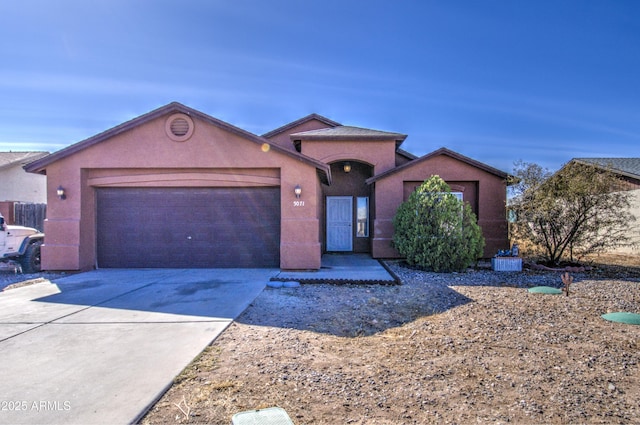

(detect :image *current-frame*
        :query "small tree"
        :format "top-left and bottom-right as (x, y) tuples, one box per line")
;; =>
(509, 160), (636, 264)
(392, 176), (485, 272)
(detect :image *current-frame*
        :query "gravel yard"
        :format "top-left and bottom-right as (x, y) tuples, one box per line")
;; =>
(0, 264), (66, 291)
(141, 260), (640, 424)
(2, 258), (638, 424)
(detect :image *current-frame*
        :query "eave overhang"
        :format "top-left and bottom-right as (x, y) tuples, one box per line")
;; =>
(366, 147), (511, 185)
(24, 102), (331, 185)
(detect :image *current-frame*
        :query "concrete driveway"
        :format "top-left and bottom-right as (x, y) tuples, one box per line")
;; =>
(0, 268), (276, 425)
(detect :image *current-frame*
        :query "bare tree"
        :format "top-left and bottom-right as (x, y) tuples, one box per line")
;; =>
(509, 160), (636, 265)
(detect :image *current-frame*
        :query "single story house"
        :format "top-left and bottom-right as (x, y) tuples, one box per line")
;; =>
(0, 151), (48, 225)
(0, 151), (48, 203)
(25, 102), (510, 271)
(571, 158), (640, 254)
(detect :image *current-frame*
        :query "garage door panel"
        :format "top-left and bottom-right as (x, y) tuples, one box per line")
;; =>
(97, 187), (280, 268)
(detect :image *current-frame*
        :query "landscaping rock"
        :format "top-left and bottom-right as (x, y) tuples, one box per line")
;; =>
(142, 260), (640, 424)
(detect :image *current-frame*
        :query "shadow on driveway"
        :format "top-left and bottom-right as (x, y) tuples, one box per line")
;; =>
(32, 268), (276, 321)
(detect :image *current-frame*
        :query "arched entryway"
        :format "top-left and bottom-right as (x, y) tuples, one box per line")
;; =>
(323, 161), (373, 253)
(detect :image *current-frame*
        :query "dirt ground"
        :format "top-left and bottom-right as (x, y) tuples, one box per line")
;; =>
(141, 256), (640, 425)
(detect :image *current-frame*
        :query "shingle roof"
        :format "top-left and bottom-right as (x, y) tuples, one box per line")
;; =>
(0, 151), (49, 170)
(572, 158), (640, 180)
(396, 148), (418, 160)
(262, 113), (341, 138)
(366, 147), (511, 184)
(290, 126), (407, 143)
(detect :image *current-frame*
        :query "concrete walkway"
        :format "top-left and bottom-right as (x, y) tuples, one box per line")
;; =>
(0, 268), (276, 425)
(275, 254), (398, 284)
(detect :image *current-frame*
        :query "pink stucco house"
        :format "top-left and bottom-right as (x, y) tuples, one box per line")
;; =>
(25, 102), (510, 271)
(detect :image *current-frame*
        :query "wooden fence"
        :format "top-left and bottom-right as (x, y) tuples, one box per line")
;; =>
(14, 203), (46, 232)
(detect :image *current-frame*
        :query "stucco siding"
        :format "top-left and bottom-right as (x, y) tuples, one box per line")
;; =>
(279, 164), (322, 269)
(41, 113), (323, 271)
(0, 164), (47, 203)
(627, 189), (640, 253)
(371, 153), (509, 259)
(606, 188), (640, 255)
(265, 118), (334, 152)
(302, 140), (397, 176)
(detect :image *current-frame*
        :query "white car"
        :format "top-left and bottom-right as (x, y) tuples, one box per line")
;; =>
(0, 213), (44, 273)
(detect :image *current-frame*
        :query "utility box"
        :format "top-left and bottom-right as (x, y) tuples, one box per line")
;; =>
(231, 407), (294, 425)
(492, 257), (522, 272)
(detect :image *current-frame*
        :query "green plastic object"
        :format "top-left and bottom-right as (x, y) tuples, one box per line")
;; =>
(528, 286), (563, 294)
(601, 312), (640, 325)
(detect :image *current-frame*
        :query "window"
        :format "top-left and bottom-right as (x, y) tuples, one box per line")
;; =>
(417, 192), (463, 210)
(356, 197), (369, 237)
(416, 192), (465, 236)
(450, 192), (464, 202)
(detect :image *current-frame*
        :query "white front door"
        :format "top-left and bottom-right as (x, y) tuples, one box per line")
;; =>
(326, 196), (353, 251)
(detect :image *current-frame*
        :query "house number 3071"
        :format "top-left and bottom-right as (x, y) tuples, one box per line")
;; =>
(293, 201), (305, 207)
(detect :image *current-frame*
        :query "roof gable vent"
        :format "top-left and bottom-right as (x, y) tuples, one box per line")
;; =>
(165, 113), (194, 141)
(170, 118), (189, 136)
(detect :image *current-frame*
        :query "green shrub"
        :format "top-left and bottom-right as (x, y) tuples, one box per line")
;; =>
(392, 176), (485, 272)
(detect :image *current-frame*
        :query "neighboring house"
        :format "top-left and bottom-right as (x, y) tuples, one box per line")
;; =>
(0, 151), (49, 203)
(571, 158), (640, 255)
(25, 102), (510, 271)
(0, 151), (48, 225)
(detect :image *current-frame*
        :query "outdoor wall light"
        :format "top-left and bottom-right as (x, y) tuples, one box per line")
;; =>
(343, 162), (352, 173)
(294, 184), (302, 199)
(57, 186), (66, 200)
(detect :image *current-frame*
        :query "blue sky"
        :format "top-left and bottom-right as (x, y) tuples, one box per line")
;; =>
(1, 0), (639, 172)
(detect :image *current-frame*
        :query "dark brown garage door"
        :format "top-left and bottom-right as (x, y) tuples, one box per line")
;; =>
(97, 187), (280, 268)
